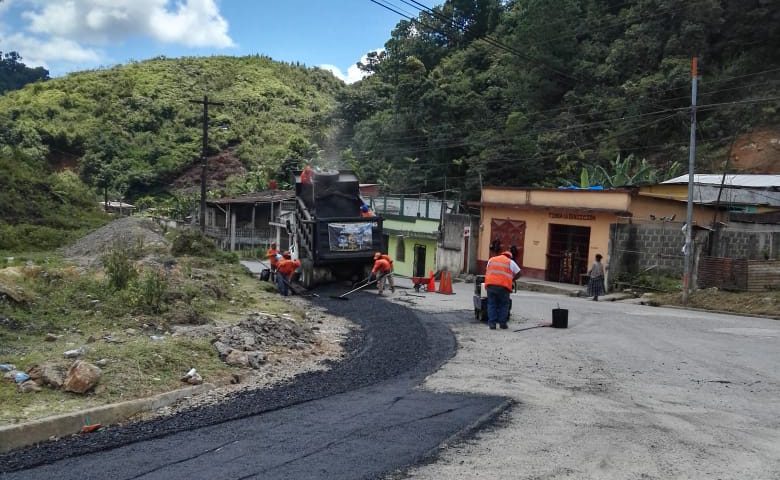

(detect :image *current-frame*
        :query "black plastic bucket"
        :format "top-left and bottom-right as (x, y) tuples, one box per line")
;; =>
(552, 308), (568, 328)
(260, 269), (271, 281)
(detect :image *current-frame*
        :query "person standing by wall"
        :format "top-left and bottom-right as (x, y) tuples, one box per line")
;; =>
(484, 251), (521, 330)
(587, 253), (606, 301)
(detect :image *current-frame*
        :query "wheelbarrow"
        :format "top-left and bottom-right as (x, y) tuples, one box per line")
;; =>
(411, 276), (430, 292)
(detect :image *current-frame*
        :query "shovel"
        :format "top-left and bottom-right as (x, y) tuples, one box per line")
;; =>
(330, 278), (378, 300)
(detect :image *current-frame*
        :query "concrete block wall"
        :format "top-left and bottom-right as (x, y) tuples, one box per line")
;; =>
(609, 222), (699, 278)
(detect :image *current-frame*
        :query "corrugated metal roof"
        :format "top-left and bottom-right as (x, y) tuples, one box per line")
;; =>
(662, 174), (780, 188)
(208, 190), (294, 205)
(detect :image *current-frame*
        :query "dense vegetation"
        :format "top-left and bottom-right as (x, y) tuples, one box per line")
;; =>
(0, 55), (342, 199)
(339, 0), (780, 198)
(0, 155), (107, 251)
(0, 51), (49, 94)
(0, 55), (343, 249)
(1, 1), (778, 251)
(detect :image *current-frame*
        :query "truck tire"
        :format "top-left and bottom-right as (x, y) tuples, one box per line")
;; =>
(300, 259), (315, 289)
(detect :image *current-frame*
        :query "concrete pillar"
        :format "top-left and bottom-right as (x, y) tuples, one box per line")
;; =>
(230, 211), (236, 252)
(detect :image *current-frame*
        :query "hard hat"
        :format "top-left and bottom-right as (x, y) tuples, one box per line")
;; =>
(360, 205), (369, 212)
(501, 251), (513, 259)
(374, 252), (381, 259)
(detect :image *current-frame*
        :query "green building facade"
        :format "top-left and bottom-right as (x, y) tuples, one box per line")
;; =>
(382, 217), (439, 277)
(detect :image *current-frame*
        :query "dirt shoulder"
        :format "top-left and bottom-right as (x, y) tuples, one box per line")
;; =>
(0, 220), (352, 428)
(651, 288), (780, 319)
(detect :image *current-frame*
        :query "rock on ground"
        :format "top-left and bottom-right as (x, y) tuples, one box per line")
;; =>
(63, 361), (102, 394)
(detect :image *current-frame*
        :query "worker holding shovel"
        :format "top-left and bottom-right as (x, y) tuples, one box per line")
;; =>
(275, 251), (300, 296)
(370, 253), (395, 296)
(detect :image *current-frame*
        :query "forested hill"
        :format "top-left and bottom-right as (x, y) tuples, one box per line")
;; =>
(340, 0), (780, 199)
(0, 55), (343, 200)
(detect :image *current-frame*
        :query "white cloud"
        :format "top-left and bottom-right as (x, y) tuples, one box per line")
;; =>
(23, 0), (234, 47)
(0, 31), (101, 68)
(320, 63), (367, 84)
(320, 50), (383, 84)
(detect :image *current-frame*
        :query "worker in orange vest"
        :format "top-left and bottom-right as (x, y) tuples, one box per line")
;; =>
(266, 242), (279, 280)
(360, 204), (374, 217)
(370, 253), (395, 295)
(484, 251), (521, 329)
(275, 251), (301, 296)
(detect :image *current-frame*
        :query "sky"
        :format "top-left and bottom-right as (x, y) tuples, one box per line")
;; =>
(0, 0), (437, 83)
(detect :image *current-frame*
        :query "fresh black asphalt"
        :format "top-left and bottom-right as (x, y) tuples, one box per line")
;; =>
(0, 286), (510, 479)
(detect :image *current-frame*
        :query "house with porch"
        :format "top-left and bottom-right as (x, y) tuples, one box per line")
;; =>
(204, 190), (295, 252)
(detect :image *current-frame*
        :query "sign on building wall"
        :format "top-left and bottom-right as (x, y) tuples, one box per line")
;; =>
(548, 212), (596, 221)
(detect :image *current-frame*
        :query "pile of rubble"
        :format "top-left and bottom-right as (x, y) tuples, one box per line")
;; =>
(60, 216), (168, 266)
(2, 359), (101, 394)
(212, 312), (319, 369)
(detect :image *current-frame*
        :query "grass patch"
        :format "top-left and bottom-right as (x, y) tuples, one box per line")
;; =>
(654, 289), (780, 317)
(0, 251), (301, 425)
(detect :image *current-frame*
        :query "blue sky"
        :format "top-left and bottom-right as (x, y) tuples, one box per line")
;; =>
(0, 0), (437, 82)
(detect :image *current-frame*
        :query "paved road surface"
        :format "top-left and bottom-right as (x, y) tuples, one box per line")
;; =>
(392, 281), (780, 480)
(1, 281), (507, 479)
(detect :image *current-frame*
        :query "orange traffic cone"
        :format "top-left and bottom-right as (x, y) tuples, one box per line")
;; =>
(438, 270), (454, 295)
(426, 271), (436, 292)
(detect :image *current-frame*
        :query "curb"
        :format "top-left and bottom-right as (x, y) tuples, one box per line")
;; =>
(0, 382), (217, 453)
(658, 303), (780, 321)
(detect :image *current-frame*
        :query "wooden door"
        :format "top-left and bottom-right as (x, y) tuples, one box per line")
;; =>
(489, 219), (526, 266)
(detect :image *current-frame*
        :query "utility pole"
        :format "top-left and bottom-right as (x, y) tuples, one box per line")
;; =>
(682, 57), (698, 304)
(190, 95), (224, 232)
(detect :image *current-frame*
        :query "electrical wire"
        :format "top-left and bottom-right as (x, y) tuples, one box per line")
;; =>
(368, 0), (579, 83)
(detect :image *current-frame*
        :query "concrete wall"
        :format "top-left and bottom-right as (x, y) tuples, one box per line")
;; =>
(608, 221), (710, 284)
(482, 187), (631, 211)
(707, 223), (780, 260)
(437, 213), (479, 273)
(630, 195), (725, 225)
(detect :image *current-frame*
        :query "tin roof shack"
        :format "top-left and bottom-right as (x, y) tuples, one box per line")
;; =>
(205, 190), (294, 252)
(477, 186), (725, 285)
(642, 174), (780, 214)
(99, 201), (135, 216)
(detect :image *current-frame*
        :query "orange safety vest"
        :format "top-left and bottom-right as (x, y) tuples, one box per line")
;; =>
(485, 255), (514, 291)
(372, 258), (392, 274)
(276, 259), (300, 278)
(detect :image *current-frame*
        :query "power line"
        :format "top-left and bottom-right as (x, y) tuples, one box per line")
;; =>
(368, 0), (578, 83)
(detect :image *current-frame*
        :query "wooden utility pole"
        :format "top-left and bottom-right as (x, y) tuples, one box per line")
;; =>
(682, 57), (698, 304)
(190, 95), (224, 232)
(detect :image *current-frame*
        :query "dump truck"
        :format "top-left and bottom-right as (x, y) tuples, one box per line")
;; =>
(290, 169), (383, 288)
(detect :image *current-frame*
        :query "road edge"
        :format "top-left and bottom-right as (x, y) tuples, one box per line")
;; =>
(0, 382), (217, 453)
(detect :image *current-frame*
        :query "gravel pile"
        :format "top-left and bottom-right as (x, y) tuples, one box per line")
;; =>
(215, 313), (318, 353)
(60, 217), (168, 265)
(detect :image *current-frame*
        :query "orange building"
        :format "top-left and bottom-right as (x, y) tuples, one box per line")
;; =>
(477, 186), (725, 283)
